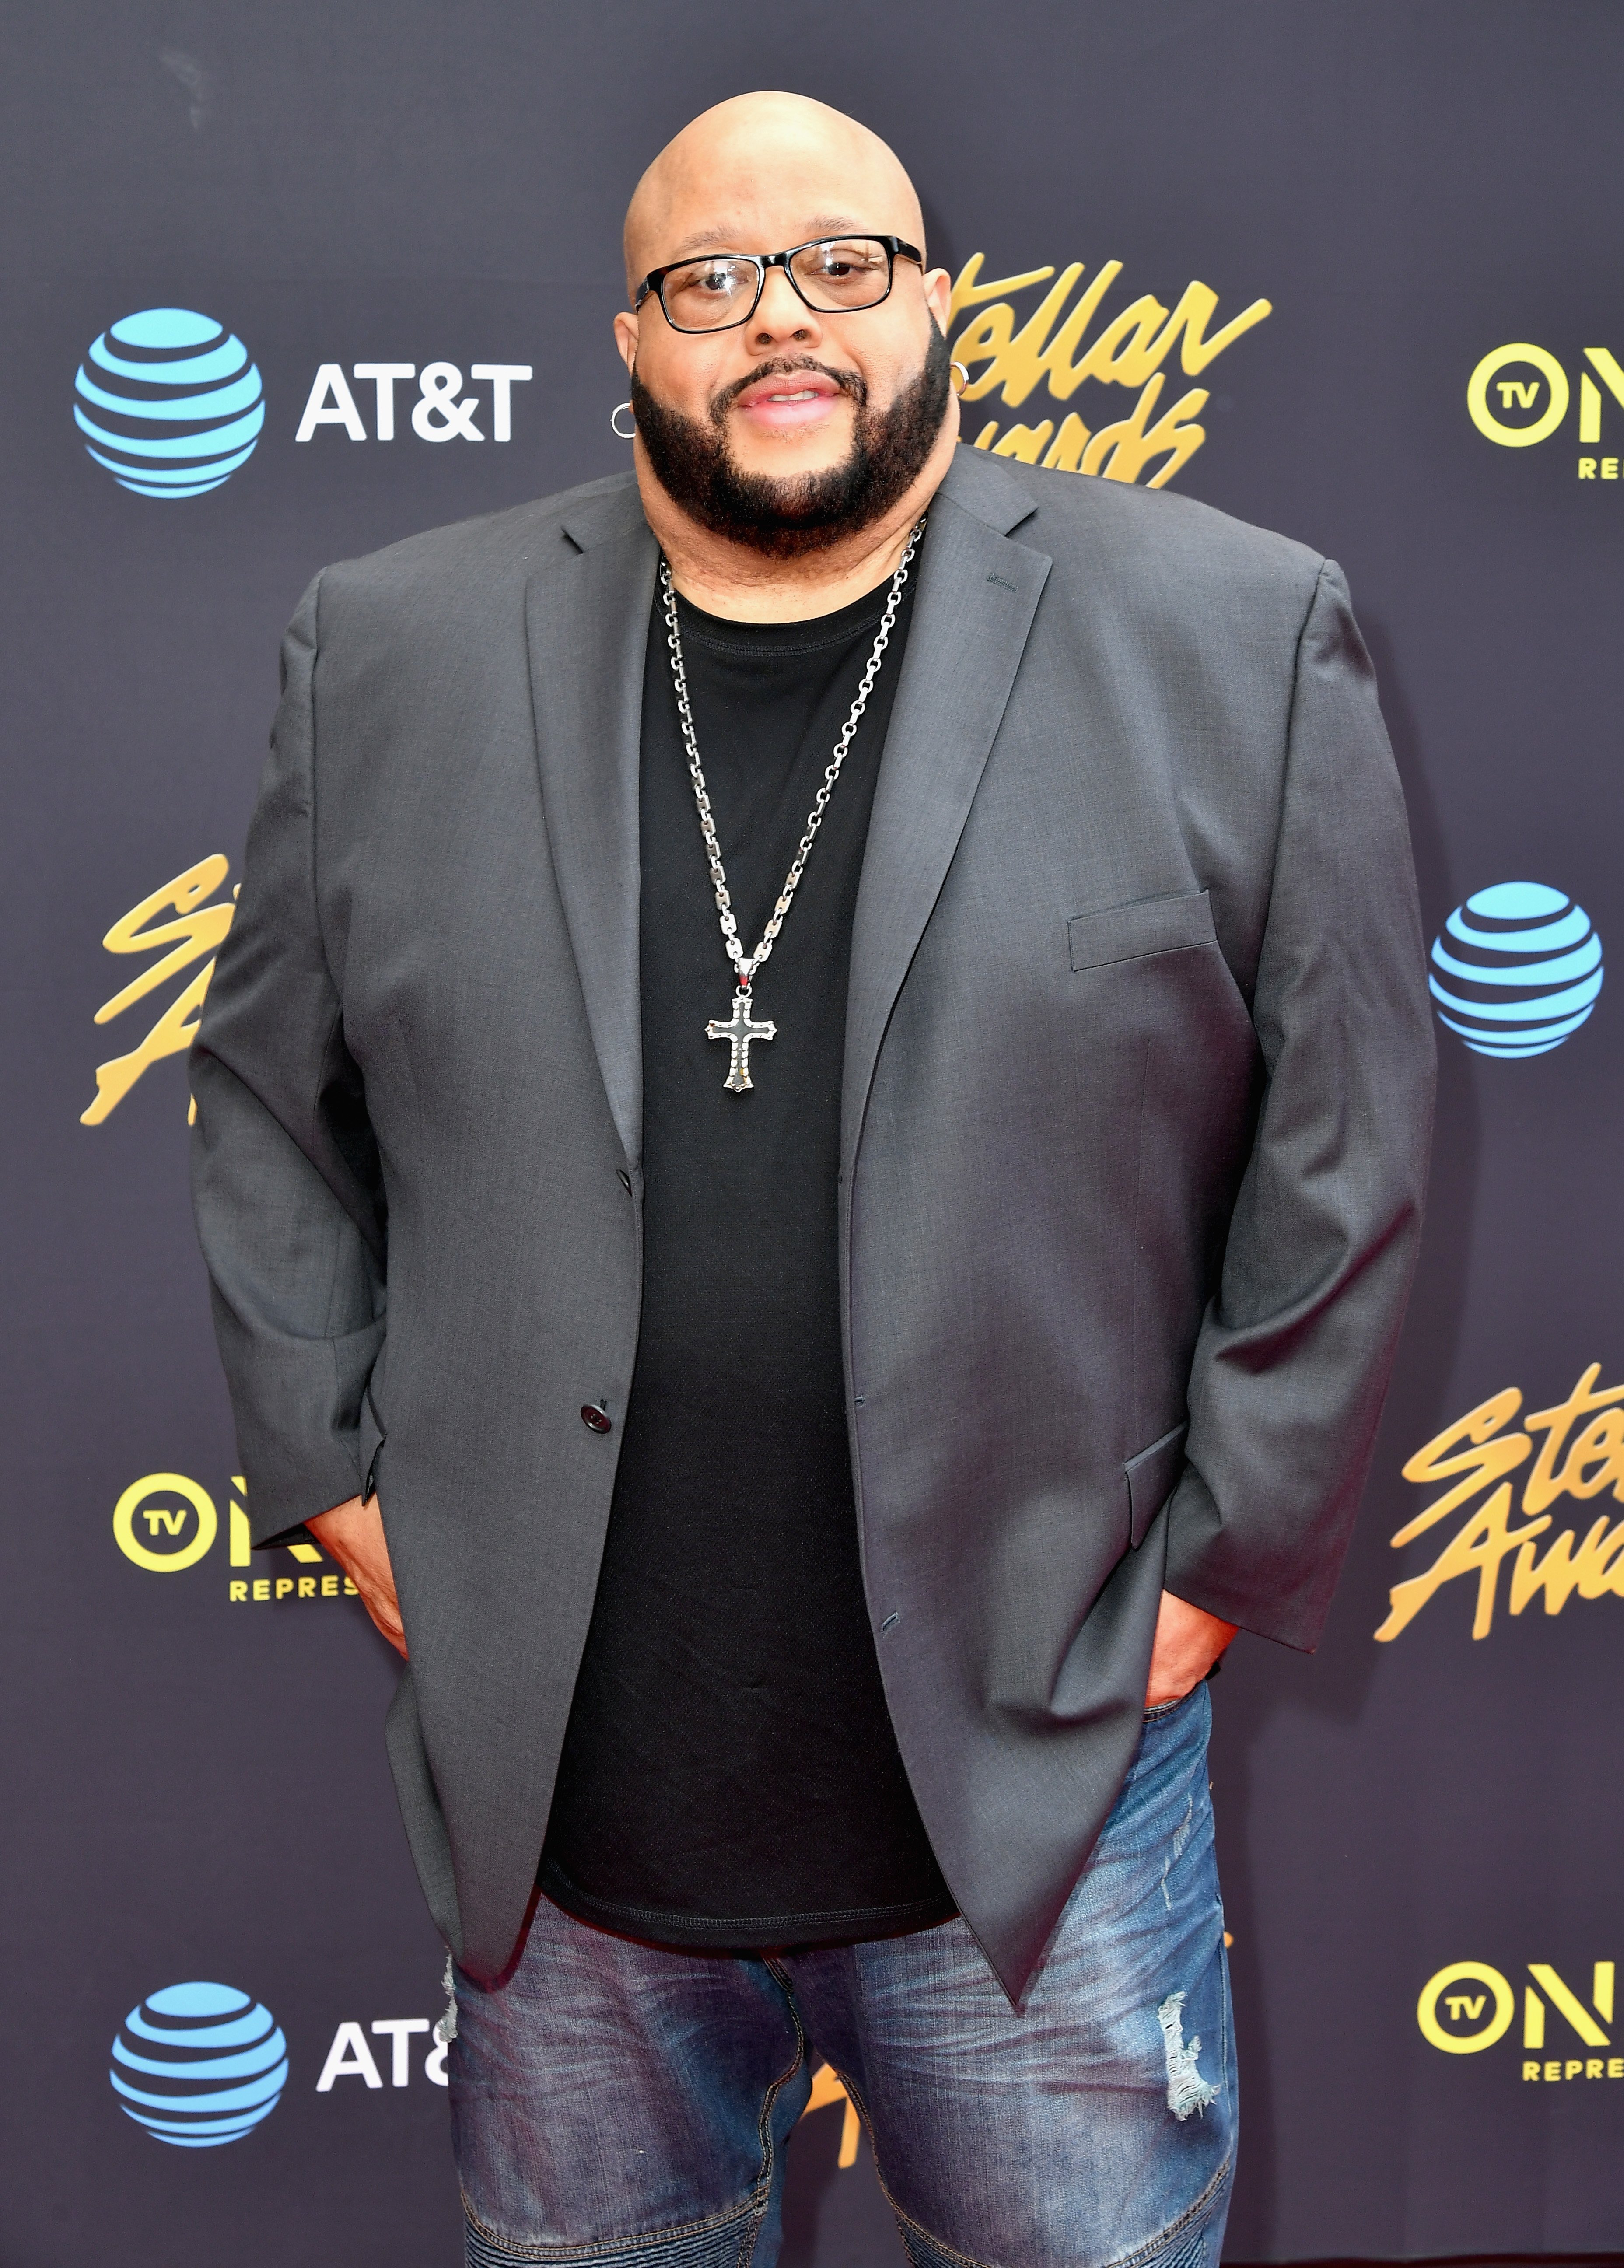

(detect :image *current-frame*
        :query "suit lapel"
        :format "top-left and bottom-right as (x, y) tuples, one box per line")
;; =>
(841, 452), (1051, 1162)
(525, 486), (657, 1165)
(524, 453), (1050, 1169)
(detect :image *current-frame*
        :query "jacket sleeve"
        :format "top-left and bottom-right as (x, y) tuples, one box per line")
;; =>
(190, 572), (388, 1546)
(1161, 559), (1436, 1649)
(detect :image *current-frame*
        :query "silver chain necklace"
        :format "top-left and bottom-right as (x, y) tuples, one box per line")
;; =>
(659, 517), (924, 1093)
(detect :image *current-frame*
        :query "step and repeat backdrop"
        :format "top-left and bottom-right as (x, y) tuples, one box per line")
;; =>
(3, 3), (1621, 2262)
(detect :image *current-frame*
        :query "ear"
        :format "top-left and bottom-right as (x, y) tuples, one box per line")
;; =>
(923, 267), (953, 337)
(612, 310), (640, 376)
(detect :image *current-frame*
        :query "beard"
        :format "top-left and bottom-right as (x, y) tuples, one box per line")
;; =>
(630, 322), (951, 558)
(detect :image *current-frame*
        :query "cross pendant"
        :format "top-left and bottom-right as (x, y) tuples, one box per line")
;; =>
(706, 987), (776, 1092)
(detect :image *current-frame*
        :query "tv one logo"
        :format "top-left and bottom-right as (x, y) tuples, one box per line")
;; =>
(1467, 343), (1624, 480)
(1418, 1960), (1624, 2082)
(112, 1471), (357, 1606)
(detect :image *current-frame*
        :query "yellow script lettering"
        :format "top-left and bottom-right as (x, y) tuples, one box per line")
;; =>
(947, 252), (1269, 487)
(1375, 1481), (1550, 1642)
(81, 855), (234, 1124)
(1523, 1366), (1624, 1511)
(1379, 1367), (1624, 1639)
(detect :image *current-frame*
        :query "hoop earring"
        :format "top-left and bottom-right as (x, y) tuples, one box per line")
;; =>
(949, 361), (970, 396)
(611, 401), (636, 439)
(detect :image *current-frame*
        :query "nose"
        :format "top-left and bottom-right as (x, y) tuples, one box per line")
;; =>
(749, 262), (822, 350)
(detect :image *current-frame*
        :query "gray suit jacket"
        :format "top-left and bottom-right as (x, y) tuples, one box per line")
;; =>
(191, 445), (1434, 2001)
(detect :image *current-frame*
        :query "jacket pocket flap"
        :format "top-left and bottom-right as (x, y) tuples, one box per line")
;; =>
(1068, 890), (1216, 972)
(1125, 1421), (1189, 1548)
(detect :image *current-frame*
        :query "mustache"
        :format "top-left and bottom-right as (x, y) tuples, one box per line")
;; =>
(708, 356), (868, 425)
(630, 321), (949, 559)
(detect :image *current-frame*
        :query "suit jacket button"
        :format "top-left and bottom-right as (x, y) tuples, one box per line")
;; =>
(580, 1404), (612, 1433)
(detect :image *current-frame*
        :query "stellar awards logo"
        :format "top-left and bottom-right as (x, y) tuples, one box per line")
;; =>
(80, 854), (235, 1126)
(1429, 882), (1603, 1059)
(1376, 1364), (1624, 1644)
(948, 252), (1270, 487)
(74, 310), (264, 498)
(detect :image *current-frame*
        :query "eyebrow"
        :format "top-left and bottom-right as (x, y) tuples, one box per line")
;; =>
(658, 217), (870, 264)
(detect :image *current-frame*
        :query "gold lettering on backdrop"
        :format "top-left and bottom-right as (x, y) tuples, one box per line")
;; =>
(81, 855), (235, 1124)
(801, 2063), (862, 2168)
(948, 255), (1272, 488)
(1375, 1367), (1624, 1641)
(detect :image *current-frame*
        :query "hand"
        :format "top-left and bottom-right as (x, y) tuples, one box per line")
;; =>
(309, 1493), (406, 1657)
(1145, 1589), (1236, 1709)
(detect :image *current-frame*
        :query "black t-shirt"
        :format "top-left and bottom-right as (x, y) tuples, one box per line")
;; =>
(538, 564), (955, 1950)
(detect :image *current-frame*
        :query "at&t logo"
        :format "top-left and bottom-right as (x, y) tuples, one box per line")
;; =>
(74, 310), (263, 498)
(1428, 881), (1602, 1058)
(111, 1981), (287, 2146)
(1418, 1959), (1623, 2084)
(296, 360), (532, 443)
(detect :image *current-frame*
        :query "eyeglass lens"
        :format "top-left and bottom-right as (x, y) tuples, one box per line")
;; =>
(662, 238), (895, 330)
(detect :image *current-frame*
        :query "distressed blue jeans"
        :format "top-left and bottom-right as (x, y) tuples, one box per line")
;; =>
(449, 1684), (1233, 2268)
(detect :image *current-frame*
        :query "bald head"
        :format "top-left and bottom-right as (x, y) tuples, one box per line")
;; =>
(624, 93), (924, 297)
(612, 91), (957, 587)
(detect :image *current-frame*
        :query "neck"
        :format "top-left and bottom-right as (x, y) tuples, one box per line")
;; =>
(636, 408), (959, 623)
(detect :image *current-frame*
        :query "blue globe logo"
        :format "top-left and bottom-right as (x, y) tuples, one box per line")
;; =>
(1429, 880), (1603, 1058)
(110, 1980), (287, 2147)
(74, 308), (264, 498)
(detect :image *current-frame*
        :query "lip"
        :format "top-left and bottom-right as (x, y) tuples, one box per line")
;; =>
(732, 372), (847, 432)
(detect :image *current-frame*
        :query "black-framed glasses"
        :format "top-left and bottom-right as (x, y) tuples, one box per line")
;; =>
(635, 235), (923, 333)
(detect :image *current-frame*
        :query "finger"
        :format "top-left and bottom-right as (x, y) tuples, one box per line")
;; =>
(370, 1612), (409, 1659)
(357, 1594), (408, 1658)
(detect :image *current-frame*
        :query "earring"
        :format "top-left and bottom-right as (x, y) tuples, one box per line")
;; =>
(949, 362), (970, 396)
(611, 401), (636, 439)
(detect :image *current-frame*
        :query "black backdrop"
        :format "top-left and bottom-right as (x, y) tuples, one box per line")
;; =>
(5, 4), (1624, 2261)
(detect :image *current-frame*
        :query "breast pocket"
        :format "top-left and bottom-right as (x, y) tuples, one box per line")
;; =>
(1067, 889), (1218, 973)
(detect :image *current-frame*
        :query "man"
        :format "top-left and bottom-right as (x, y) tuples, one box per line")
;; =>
(192, 90), (1433, 2268)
